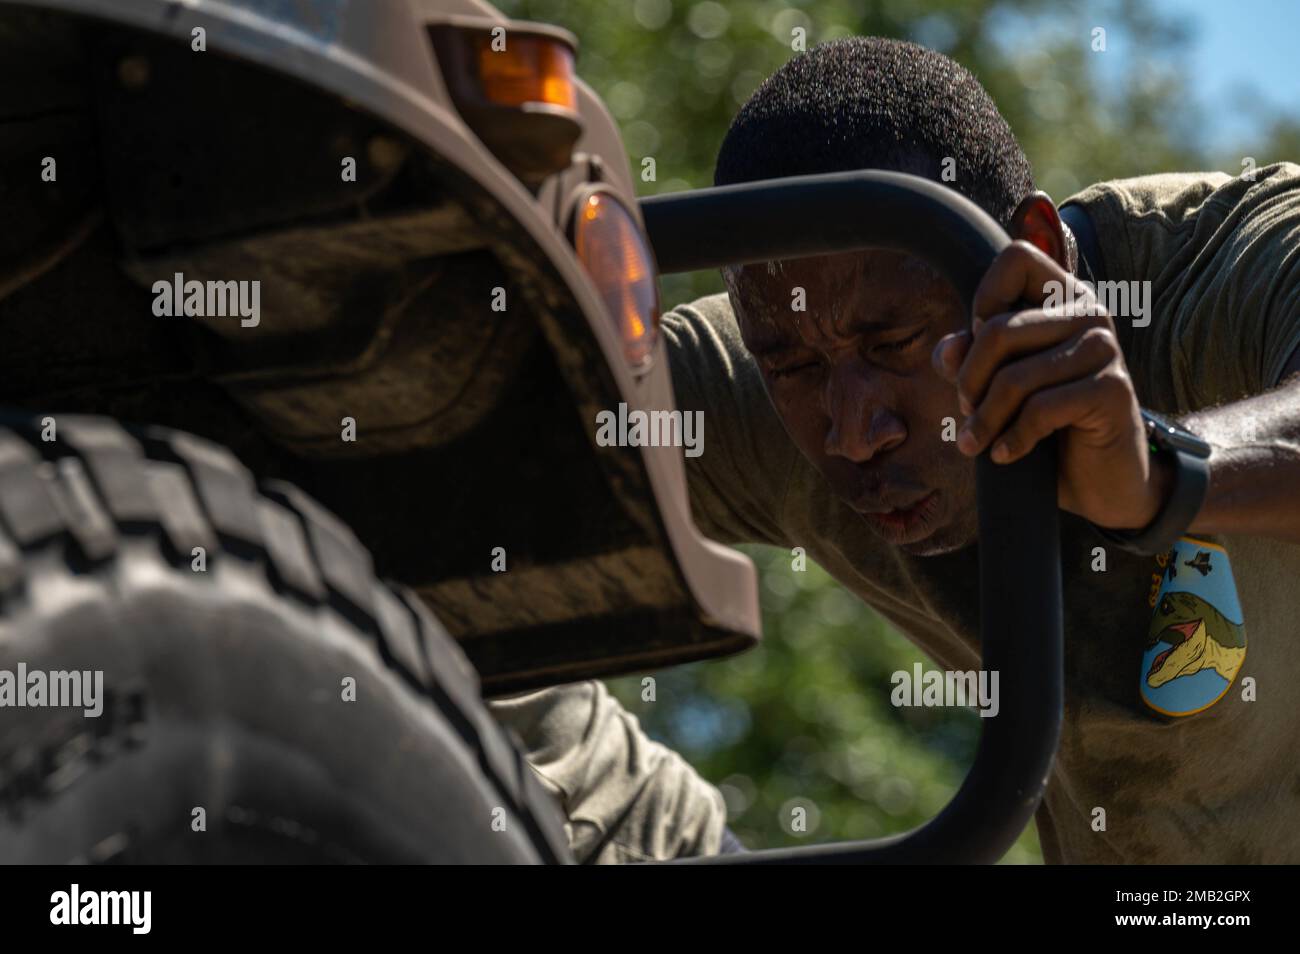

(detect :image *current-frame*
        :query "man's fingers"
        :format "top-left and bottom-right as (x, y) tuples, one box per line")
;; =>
(984, 382), (1085, 463)
(956, 326), (1119, 457)
(972, 239), (1092, 321)
(956, 309), (1111, 411)
(988, 369), (1135, 464)
(931, 331), (971, 381)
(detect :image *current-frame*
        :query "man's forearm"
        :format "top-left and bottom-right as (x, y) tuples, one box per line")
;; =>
(1178, 376), (1300, 543)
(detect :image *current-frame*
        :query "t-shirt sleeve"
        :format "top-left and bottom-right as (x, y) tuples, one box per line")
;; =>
(662, 293), (800, 546)
(485, 681), (728, 863)
(1083, 162), (1300, 410)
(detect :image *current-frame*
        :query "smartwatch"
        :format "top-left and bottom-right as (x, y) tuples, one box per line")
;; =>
(1092, 409), (1212, 555)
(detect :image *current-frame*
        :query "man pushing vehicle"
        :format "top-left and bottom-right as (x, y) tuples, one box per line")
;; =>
(491, 36), (1300, 864)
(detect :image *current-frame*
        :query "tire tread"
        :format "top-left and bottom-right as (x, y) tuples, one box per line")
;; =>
(0, 412), (568, 863)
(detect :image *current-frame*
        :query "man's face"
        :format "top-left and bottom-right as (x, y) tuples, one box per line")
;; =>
(731, 248), (976, 555)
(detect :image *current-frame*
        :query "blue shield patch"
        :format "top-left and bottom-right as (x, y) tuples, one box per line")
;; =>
(1141, 536), (1246, 717)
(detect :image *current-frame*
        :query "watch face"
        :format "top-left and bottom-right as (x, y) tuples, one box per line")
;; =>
(1142, 410), (1212, 459)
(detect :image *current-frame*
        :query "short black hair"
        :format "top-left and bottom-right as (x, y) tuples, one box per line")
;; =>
(714, 37), (1034, 229)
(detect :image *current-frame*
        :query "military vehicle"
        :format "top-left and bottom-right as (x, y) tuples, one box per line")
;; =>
(0, 0), (1061, 865)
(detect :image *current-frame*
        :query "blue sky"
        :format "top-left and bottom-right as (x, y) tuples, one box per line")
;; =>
(982, 0), (1300, 158)
(1147, 0), (1300, 153)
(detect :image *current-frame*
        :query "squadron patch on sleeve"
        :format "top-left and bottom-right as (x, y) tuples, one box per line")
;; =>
(1141, 537), (1246, 718)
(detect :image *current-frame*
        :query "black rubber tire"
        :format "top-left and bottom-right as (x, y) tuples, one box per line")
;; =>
(0, 413), (571, 864)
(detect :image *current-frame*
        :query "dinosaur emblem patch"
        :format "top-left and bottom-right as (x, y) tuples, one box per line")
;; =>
(1142, 537), (1246, 717)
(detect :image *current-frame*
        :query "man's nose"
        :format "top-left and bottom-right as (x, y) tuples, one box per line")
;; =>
(822, 366), (906, 462)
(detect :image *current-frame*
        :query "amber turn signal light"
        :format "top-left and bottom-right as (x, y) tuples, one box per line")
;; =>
(572, 189), (660, 370)
(475, 33), (576, 111)
(428, 20), (583, 184)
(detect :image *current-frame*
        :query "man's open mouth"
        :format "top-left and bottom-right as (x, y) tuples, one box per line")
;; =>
(1148, 619), (1201, 677)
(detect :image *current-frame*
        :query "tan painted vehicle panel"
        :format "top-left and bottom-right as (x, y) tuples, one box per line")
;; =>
(0, 0), (759, 693)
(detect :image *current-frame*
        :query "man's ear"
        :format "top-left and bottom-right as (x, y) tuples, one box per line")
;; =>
(1009, 191), (1070, 268)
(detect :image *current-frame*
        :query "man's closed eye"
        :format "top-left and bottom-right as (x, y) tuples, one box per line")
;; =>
(873, 329), (926, 354)
(771, 359), (822, 379)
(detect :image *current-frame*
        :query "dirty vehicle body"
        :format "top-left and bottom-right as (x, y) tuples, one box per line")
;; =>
(0, 0), (758, 864)
(0, 0), (1062, 864)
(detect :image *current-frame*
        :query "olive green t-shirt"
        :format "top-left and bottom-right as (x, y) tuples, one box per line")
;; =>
(490, 162), (1300, 864)
(661, 162), (1300, 863)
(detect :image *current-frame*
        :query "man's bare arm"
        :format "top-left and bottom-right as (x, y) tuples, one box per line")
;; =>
(1177, 344), (1300, 543)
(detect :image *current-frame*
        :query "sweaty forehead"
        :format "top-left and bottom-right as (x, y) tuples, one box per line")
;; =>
(728, 248), (950, 348)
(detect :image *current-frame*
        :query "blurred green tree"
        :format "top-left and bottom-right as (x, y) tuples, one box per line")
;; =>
(498, 0), (1211, 301)
(494, 0), (1287, 862)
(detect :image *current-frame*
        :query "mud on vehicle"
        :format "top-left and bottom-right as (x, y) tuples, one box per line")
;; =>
(0, 0), (1063, 866)
(0, 0), (759, 864)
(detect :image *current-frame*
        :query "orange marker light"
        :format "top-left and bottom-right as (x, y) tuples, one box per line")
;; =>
(573, 192), (660, 369)
(476, 34), (576, 111)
